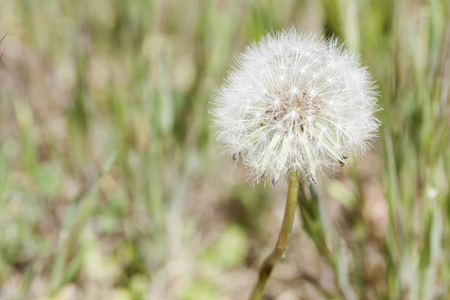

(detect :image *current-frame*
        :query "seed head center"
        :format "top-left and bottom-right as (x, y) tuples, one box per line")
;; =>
(265, 86), (322, 132)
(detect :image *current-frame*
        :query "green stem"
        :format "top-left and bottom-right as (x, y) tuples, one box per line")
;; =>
(248, 170), (300, 300)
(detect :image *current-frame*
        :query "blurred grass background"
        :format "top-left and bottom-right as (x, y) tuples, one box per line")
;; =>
(0, 0), (449, 299)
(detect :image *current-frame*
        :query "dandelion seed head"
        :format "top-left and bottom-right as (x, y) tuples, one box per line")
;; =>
(210, 28), (380, 185)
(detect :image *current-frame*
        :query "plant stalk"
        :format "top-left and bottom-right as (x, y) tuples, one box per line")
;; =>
(248, 170), (300, 300)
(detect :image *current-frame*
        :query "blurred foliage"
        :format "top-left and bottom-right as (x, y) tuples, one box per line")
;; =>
(0, 0), (449, 299)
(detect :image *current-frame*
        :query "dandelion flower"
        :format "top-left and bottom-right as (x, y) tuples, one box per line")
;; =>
(211, 28), (380, 184)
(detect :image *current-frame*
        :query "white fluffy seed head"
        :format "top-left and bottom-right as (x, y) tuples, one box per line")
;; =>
(210, 28), (380, 185)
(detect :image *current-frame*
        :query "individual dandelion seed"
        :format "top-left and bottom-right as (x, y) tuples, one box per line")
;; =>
(211, 28), (380, 185)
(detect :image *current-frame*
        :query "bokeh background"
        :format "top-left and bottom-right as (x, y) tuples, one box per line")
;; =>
(0, 0), (449, 299)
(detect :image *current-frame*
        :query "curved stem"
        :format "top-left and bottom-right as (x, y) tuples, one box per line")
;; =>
(248, 170), (300, 300)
